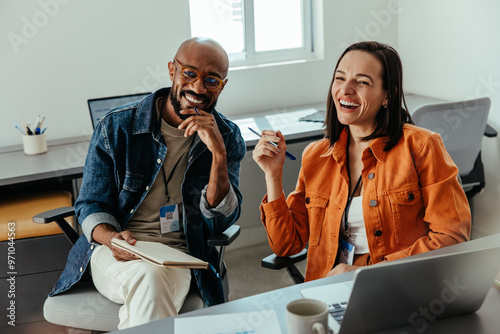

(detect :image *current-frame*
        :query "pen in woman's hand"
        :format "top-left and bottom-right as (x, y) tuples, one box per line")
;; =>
(248, 127), (296, 160)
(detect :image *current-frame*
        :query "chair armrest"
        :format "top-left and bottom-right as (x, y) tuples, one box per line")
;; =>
(207, 225), (240, 247)
(261, 248), (308, 270)
(33, 206), (79, 245)
(33, 206), (75, 223)
(208, 225), (241, 296)
(485, 123), (498, 138)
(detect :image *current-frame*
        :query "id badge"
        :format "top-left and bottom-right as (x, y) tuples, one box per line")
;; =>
(339, 239), (355, 265)
(160, 204), (180, 234)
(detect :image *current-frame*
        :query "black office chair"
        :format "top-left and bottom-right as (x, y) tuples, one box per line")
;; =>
(33, 207), (240, 333)
(412, 97), (497, 213)
(261, 249), (308, 285)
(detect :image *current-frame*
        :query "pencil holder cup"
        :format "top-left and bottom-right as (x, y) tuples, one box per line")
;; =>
(23, 133), (47, 155)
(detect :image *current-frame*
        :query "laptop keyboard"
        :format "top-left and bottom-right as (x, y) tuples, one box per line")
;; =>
(329, 301), (348, 324)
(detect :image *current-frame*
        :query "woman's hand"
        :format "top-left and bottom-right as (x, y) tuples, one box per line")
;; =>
(252, 130), (287, 201)
(325, 264), (360, 277)
(252, 130), (286, 177)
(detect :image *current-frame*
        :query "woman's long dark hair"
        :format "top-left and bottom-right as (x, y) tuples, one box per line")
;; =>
(325, 41), (413, 151)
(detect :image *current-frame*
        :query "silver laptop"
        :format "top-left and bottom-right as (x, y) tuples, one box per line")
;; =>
(87, 92), (149, 129)
(301, 240), (500, 334)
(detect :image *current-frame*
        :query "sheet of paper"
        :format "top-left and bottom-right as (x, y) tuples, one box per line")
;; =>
(174, 310), (282, 334)
(265, 109), (324, 135)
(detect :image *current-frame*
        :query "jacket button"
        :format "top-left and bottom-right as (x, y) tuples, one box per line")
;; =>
(369, 200), (378, 207)
(305, 197), (310, 204)
(130, 209), (134, 214)
(374, 230), (383, 237)
(408, 192), (415, 201)
(90, 245), (94, 250)
(79, 267), (84, 272)
(157, 158), (162, 164)
(368, 173), (375, 180)
(146, 186), (150, 191)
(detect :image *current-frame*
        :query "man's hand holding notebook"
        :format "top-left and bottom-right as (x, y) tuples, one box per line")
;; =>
(111, 238), (208, 269)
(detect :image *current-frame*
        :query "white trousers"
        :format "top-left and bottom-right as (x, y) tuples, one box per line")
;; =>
(90, 245), (191, 329)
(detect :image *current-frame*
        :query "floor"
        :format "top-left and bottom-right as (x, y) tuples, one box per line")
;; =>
(225, 242), (307, 301)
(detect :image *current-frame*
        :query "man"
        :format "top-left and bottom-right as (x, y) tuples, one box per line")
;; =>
(49, 37), (246, 329)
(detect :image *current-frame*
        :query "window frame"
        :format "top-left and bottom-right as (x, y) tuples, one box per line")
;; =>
(190, 0), (316, 68)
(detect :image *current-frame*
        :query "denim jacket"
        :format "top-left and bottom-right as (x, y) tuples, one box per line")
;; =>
(50, 88), (246, 307)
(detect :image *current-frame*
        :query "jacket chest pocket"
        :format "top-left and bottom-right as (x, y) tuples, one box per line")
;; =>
(305, 194), (329, 246)
(388, 187), (427, 244)
(119, 170), (145, 193)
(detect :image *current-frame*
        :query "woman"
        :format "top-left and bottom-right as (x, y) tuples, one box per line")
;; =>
(252, 41), (471, 281)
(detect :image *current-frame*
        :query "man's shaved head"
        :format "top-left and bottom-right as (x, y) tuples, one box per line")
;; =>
(174, 37), (229, 77)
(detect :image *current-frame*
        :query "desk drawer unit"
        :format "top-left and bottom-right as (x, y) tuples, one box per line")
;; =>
(0, 230), (72, 327)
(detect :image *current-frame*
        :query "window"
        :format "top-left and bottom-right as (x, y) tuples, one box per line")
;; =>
(189, 0), (314, 67)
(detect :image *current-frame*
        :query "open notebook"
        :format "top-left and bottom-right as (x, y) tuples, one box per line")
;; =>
(111, 238), (208, 269)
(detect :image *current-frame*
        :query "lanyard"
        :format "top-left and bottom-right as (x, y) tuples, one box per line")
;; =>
(162, 153), (186, 202)
(342, 141), (362, 238)
(343, 175), (362, 238)
(156, 96), (187, 202)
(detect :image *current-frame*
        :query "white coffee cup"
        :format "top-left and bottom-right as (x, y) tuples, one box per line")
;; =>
(22, 133), (47, 155)
(286, 298), (329, 334)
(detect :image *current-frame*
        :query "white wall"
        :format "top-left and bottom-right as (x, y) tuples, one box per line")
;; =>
(398, 0), (500, 238)
(0, 0), (191, 147)
(0, 0), (397, 148)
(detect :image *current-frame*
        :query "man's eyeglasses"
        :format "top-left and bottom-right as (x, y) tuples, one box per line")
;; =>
(173, 59), (225, 92)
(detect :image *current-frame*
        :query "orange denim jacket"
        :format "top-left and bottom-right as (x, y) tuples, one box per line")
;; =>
(260, 125), (471, 282)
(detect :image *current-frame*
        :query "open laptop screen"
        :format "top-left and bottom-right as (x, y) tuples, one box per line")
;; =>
(87, 92), (150, 129)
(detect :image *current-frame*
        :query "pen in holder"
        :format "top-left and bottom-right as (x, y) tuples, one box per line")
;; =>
(23, 133), (47, 155)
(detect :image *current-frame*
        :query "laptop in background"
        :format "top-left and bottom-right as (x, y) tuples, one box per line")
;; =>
(301, 242), (500, 334)
(87, 92), (150, 129)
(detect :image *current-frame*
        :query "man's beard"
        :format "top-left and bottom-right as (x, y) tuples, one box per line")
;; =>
(169, 87), (216, 120)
